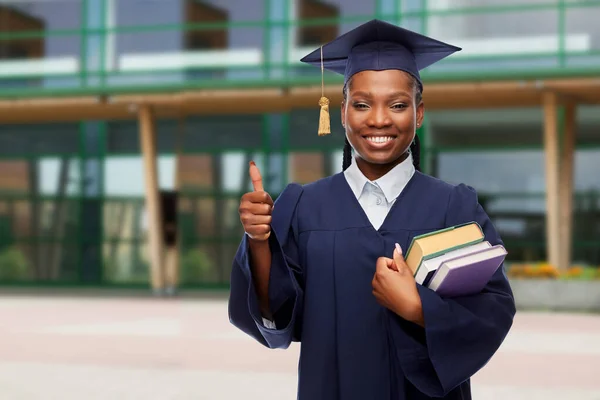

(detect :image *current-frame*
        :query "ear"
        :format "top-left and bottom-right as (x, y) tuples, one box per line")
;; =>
(416, 100), (425, 130)
(341, 100), (346, 128)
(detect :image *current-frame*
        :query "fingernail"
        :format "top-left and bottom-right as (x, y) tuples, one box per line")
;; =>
(395, 243), (402, 255)
(249, 161), (256, 167)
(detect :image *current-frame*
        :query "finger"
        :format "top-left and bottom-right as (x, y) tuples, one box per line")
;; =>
(242, 214), (272, 226)
(249, 161), (263, 192)
(242, 191), (274, 207)
(245, 202), (273, 216)
(246, 224), (271, 237)
(393, 243), (409, 273)
(376, 257), (391, 273)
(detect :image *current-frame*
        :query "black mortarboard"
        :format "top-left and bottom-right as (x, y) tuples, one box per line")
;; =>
(300, 19), (461, 136)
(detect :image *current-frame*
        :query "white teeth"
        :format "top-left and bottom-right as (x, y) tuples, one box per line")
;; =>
(366, 136), (394, 144)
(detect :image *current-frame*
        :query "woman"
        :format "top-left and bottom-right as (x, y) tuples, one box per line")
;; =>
(228, 19), (515, 400)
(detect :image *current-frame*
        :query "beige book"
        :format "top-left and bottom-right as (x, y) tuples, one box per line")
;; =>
(405, 222), (485, 275)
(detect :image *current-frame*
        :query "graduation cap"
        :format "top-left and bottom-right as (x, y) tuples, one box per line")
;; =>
(300, 19), (461, 136)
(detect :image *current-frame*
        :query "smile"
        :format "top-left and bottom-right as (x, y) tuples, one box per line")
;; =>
(365, 136), (395, 144)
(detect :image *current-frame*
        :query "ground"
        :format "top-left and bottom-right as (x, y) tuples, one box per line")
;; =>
(0, 292), (599, 399)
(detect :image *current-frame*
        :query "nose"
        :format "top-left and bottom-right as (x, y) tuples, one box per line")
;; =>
(366, 105), (392, 129)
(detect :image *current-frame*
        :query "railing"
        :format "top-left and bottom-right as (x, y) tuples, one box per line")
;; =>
(0, 0), (599, 99)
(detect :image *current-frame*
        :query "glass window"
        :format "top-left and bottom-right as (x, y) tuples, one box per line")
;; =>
(425, 2), (561, 73)
(104, 155), (175, 197)
(566, 4), (600, 68)
(429, 108), (544, 147)
(435, 150), (545, 195)
(106, 120), (177, 154)
(109, 0), (265, 86)
(38, 157), (82, 197)
(182, 115), (263, 151)
(0, 1), (82, 89)
(0, 123), (79, 156)
(102, 241), (150, 284)
(575, 150), (600, 191)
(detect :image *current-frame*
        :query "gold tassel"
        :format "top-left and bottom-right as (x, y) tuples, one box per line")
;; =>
(318, 96), (330, 136)
(317, 45), (331, 136)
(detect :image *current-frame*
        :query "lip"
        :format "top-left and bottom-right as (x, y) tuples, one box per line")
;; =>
(362, 135), (397, 149)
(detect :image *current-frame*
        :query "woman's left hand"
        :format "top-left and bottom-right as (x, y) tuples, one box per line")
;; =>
(372, 243), (425, 327)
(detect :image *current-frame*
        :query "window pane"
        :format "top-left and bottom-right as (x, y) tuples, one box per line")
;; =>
(38, 157), (81, 197)
(182, 116), (263, 151)
(566, 4), (600, 68)
(575, 150), (600, 191)
(104, 199), (145, 241)
(0, 124), (79, 156)
(104, 155), (175, 197)
(436, 150), (545, 194)
(426, 8), (561, 73)
(0, 0), (82, 89)
(106, 120), (176, 154)
(109, 0), (266, 86)
(103, 241), (150, 284)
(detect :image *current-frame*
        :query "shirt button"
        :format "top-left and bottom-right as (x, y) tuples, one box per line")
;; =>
(376, 197), (382, 205)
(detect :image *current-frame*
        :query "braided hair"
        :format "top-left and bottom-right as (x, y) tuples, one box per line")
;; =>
(342, 75), (423, 172)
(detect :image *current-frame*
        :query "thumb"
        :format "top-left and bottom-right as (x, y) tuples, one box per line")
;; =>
(393, 243), (408, 273)
(249, 161), (264, 192)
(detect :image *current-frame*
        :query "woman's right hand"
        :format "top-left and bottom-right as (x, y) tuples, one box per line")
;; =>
(239, 161), (273, 241)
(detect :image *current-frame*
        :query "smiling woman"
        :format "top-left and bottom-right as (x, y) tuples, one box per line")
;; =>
(228, 19), (516, 400)
(341, 69), (424, 179)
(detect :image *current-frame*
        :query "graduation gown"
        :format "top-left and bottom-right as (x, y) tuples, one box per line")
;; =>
(228, 170), (516, 400)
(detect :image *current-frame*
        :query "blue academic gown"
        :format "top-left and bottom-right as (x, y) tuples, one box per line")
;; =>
(228, 170), (516, 400)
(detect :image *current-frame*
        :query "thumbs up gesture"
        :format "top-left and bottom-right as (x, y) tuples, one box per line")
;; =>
(239, 161), (273, 241)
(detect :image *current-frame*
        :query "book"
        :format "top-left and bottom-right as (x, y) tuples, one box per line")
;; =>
(414, 241), (492, 286)
(406, 222), (485, 275)
(426, 245), (507, 297)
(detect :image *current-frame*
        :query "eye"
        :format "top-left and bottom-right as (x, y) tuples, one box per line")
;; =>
(352, 102), (369, 109)
(391, 103), (408, 110)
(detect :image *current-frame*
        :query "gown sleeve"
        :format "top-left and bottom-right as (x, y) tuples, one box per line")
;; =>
(228, 182), (304, 350)
(389, 183), (516, 397)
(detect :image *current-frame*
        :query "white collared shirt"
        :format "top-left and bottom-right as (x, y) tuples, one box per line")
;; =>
(343, 153), (416, 230)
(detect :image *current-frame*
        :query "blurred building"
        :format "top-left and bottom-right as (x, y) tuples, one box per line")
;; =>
(0, 0), (598, 290)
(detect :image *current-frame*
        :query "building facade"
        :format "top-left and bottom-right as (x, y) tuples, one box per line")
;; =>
(0, 0), (598, 288)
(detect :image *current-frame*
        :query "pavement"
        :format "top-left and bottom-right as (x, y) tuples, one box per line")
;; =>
(0, 293), (599, 399)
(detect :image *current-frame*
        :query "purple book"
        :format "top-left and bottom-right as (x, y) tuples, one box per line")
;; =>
(426, 245), (507, 297)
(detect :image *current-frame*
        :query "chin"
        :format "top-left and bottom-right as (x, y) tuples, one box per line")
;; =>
(360, 148), (408, 164)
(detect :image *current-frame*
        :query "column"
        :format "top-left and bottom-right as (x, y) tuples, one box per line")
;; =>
(79, 0), (107, 283)
(79, 122), (105, 283)
(265, 0), (290, 189)
(559, 102), (577, 271)
(543, 92), (561, 270)
(139, 105), (165, 291)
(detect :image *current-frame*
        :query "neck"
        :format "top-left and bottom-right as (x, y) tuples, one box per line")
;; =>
(355, 152), (409, 181)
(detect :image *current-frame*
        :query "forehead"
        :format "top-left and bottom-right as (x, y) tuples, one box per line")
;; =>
(348, 69), (414, 91)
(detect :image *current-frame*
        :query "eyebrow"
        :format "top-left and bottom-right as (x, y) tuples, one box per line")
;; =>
(351, 90), (412, 99)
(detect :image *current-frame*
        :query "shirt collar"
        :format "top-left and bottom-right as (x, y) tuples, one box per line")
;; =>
(344, 152), (416, 203)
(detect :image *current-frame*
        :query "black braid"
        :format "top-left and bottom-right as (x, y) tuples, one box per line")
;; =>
(343, 137), (352, 171)
(410, 133), (421, 172)
(341, 75), (423, 172)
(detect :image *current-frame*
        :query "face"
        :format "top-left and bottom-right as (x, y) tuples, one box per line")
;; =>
(341, 69), (424, 175)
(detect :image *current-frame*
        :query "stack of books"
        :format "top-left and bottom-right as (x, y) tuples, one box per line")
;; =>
(405, 222), (507, 297)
